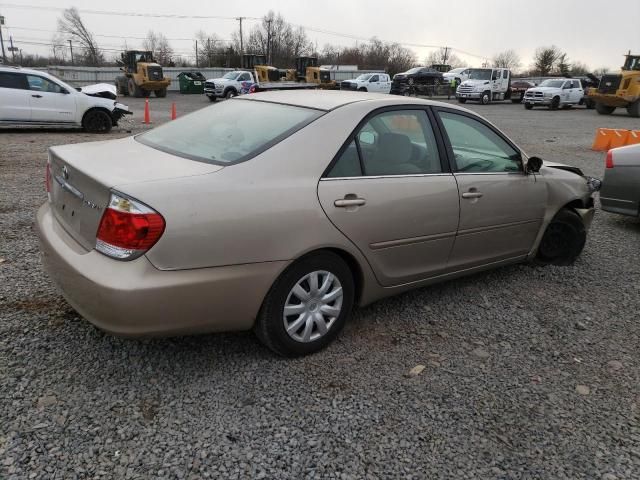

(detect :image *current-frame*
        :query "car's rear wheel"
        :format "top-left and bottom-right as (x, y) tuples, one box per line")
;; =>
(255, 252), (354, 357)
(535, 209), (586, 266)
(82, 109), (113, 133)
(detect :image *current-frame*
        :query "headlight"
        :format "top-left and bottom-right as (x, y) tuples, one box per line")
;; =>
(475, 86), (484, 92)
(544, 92), (553, 98)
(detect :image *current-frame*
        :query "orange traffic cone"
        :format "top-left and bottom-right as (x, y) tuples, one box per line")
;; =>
(609, 129), (629, 149)
(171, 102), (177, 120)
(591, 128), (612, 151)
(143, 98), (151, 124)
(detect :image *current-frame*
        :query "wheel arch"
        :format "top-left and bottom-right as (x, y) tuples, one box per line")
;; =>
(81, 106), (114, 127)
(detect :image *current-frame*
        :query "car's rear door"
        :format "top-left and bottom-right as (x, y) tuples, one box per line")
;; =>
(318, 107), (460, 287)
(0, 71), (32, 122)
(433, 107), (546, 269)
(26, 74), (76, 123)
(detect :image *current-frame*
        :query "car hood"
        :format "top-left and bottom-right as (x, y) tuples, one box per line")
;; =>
(50, 136), (223, 189)
(80, 83), (118, 100)
(527, 87), (561, 94)
(461, 80), (491, 87)
(208, 78), (235, 84)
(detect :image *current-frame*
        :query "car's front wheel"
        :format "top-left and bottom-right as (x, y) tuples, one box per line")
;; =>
(481, 91), (491, 105)
(82, 109), (113, 133)
(535, 209), (586, 266)
(255, 252), (354, 357)
(207, 95), (217, 102)
(524, 103), (534, 110)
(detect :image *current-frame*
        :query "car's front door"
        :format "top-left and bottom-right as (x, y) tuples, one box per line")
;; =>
(368, 75), (380, 92)
(571, 80), (584, 103)
(318, 108), (460, 286)
(26, 74), (76, 123)
(0, 72), (31, 121)
(435, 108), (547, 269)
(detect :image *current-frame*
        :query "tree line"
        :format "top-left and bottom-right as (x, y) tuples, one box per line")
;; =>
(15, 8), (610, 77)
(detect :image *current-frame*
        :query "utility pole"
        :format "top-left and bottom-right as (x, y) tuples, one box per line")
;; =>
(9, 35), (18, 63)
(195, 40), (198, 67)
(68, 39), (74, 65)
(0, 15), (7, 64)
(443, 46), (449, 65)
(237, 17), (244, 56)
(266, 18), (272, 65)
(19, 48), (22, 65)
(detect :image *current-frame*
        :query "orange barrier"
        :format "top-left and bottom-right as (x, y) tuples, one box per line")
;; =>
(171, 102), (177, 120)
(143, 98), (151, 124)
(626, 130), (640, 146)
(609, 129), (629, 149)
(592, 128), (613, 151)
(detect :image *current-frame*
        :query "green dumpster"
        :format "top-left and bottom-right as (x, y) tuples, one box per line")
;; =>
(177, 71), (206, 94)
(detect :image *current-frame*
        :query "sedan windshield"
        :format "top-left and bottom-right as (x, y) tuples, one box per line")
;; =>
(539, 79), (566, 88)
(405, 67), (423, 74)
(468, 69), (492, 80)
(355, 74), (373, 81)
(137, 100), (323, 165)
(222, 72), (240, 80)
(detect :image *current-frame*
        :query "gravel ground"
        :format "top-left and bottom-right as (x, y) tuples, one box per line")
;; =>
(1, 93), (639, 479)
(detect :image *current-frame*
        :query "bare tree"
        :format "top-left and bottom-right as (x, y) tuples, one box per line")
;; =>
(424, 47), (463, 68)
(142, 31), (174, 65)
(195, 31), (229, 67)
(570, 61), (590, 75)
(593, 66), (611, 76)
(557, 53), (571, 75)
(50, 33), (68, 64)
(492, 49), (521, 71)
(57, 7), (102, 66)
(245, 11), (312, 67)
(533, 46), (563, 76)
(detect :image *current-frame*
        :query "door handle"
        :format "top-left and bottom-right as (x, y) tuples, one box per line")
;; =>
(31, 94), (42, 98)
(462, 191), (483, 199)
(334, 198), (366, 207)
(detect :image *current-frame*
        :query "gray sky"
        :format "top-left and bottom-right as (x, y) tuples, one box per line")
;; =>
(1, 0), (639, 70)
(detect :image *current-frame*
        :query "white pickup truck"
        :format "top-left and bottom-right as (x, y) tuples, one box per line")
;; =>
(340, 73), (392, 93)
(204, 70), (254, 102)
(523, 78), (585, 110)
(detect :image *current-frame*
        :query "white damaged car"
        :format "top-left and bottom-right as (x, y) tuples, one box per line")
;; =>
(0, 66), (131, 133)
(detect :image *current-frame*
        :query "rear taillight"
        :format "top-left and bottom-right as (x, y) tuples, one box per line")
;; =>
(95, 192), (165, 260)
(45, 162), (51, 197)
(605, 150), (614, 169)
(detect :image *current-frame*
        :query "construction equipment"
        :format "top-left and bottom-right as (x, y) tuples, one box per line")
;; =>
(115, 50), (171, 98)
(588, 51), (640, 117)
(239, 53), (316, 93)
(293, 56), (337, 89)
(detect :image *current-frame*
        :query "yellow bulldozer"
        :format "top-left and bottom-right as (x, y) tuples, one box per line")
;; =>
(115, 50), (171, 98)
(588, 51), (640, 117)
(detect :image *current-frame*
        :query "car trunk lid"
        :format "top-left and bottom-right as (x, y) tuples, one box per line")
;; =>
(48, 136), (222, 251)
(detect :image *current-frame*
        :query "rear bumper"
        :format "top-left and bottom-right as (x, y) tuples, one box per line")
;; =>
(36, 203), (288, 336)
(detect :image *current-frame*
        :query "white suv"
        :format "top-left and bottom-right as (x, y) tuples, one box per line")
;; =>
(0, 66), (130, 132)
(523, 78), (584, 110)
(340, 73), (392, 94)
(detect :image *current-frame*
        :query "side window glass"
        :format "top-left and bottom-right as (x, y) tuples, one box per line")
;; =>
(439, 111), (522, 173)
(326, 140), (362, 178)
(360, 110), (441, 176)
(0, 72), (28, 89)
(369, 75), (379, 82)
(27, 75), (63, 93)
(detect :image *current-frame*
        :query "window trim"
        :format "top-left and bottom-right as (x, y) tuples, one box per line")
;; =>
(321, 105), (451, 179)
(0, 71), (29, 90)
(431, 106), (525, 175)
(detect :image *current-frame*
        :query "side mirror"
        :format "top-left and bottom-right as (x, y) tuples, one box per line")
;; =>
(358, 131), (376, 145)
(526, 156), (543, 173)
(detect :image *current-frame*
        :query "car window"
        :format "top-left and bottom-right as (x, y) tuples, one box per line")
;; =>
(439, 111), (522, 173)
(327, 110), (442, 177)
(26, 75), (64, 93)
(0, 72), (28, 89)
(137, 99), (323, 165)
(239, 73), (251, 81)
(369, 75), (379, 82)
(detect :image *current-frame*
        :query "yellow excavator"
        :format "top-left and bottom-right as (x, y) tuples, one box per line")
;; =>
(115, 50), (171, 98)
(588, 51), (640, 117)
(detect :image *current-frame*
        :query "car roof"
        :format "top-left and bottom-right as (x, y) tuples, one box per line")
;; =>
(0, 66), (45, 75)
(236, 90), (460, 111)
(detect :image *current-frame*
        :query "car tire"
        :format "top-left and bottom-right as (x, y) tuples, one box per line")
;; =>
(82, 109), (113, 134)
(208, 95), (217, 102)
(595, 103), (616, 115)
(255, 251), (355, 357)
(626, 100), (640, 118)
(457, 98), (467, 104)
(358, 87), (368, 92)
(535, 208), (586, 266)
(585, 99), (596, 109)
(524, 103), (534, 110)
(550, 96), (560, 110)
(511, 97), (522, 103)
(225, 89), (237, 99)
(562, 104), (572, 109)
(481, 91), (491, 105)
(154, 88), (167, 98)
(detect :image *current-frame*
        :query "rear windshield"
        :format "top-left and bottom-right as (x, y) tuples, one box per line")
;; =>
(136, 99), (323, 165)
